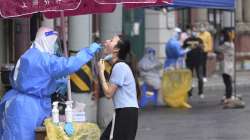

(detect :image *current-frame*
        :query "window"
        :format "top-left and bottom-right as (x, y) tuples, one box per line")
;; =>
(176, 8), (191, 30)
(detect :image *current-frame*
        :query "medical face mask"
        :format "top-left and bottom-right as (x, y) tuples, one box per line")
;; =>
(191, 32), (198, 37)
(187, 30), (192, 36)
(200, 27), (206, 32)
(103, 54), (113, 61)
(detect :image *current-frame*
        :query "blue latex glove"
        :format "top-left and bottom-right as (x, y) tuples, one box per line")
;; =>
(64, 123), (74, 137)
(88, 43), (102, 55)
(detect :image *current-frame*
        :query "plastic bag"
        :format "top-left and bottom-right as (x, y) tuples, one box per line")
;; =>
(161, 69), (192, 108)
(44, 118), (101, 140)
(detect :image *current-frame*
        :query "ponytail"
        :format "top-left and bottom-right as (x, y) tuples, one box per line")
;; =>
(129, 53), (141, 100)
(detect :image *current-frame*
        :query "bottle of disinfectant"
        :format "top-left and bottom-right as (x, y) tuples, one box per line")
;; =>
(65, 101), (73, 123)
(52, 101), (59, 124)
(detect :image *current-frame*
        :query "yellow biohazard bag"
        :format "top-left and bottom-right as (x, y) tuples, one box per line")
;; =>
(161, 69), (192, 108)
(44, 118), (101, 140)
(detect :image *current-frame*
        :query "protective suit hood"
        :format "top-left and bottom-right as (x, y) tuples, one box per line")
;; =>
(138, 47), (161, 89)
(172, 27), (182, 40)
(145, 47), (156, 61)
(13, 27), (60, 83)
(34, 27), (59, 55)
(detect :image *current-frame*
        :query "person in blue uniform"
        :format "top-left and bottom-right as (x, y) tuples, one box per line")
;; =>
(164, 28), (189, 69)
(0, 27), (101, 140)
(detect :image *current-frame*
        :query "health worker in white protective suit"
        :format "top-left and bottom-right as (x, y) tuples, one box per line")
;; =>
(0, 27), (101, 140)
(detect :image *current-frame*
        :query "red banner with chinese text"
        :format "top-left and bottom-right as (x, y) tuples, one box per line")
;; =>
(0, 0), (82, 18)
(44, 0), (116, 18)
(94, 0), (157, 4)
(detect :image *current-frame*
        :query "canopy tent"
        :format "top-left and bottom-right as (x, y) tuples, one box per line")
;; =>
(172, 0), (235, 10)
(124, 0), (235, 10)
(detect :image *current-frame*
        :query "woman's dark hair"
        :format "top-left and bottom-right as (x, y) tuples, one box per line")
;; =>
(221, 29), (233, 43)
(114, 35), (141, 100)
(223, 31), (231, 42)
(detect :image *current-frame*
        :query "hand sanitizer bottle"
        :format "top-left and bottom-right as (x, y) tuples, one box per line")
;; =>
(52, 101), (59, 124)
(65, 101), (73, 123)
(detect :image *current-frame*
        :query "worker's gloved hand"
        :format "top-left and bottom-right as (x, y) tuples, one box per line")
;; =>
(88, 43), (102, 55)
(64, 122), (74, 137)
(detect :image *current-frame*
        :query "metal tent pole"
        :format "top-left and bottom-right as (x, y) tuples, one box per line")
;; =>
(60, 11), (72, 101)
(233, 6), (237, 98)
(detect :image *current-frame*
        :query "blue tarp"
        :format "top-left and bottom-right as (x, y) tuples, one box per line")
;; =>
(172, 0), (235, 10)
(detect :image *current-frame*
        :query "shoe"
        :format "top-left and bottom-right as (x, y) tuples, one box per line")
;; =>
(230, 95), (242, 101)
(203, 77), (207, 82)
(234, 94), (243, 100)
(199, 94), (205, 99)
(220, 97), (226, 105)
(223, 99), (245, 109)
(233, 100), (245, 108)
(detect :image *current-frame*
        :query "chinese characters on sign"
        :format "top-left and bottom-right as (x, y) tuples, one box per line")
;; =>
(0, 0), (82, 18)
(44, 0), (116, 18)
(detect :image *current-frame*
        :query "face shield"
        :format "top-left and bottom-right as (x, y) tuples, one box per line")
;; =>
(173, 28), (182, 40)
(34, 28), (63, 56)
(146, 47), (156, 61)
(44, 31), (63, 56)
(53, 39), (64, 57)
